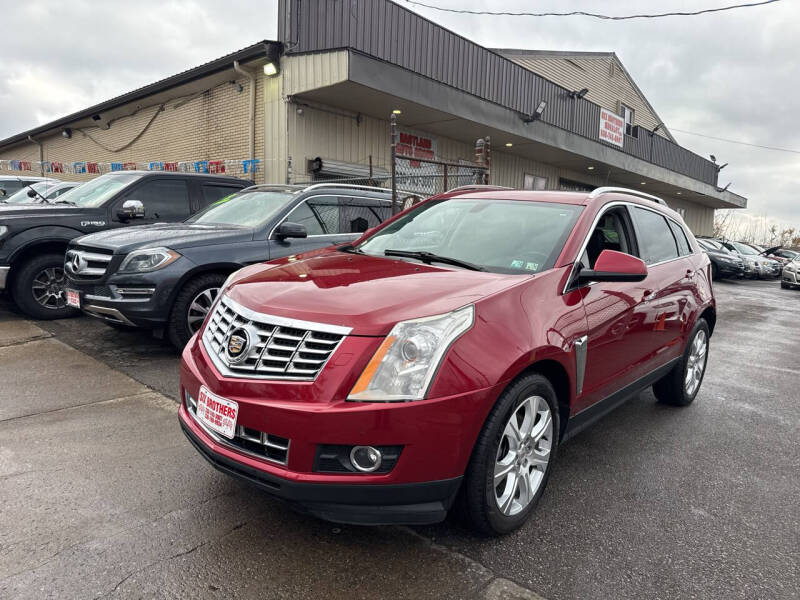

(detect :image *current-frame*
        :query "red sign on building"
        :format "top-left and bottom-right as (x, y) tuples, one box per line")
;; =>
(599, 108), (625, 148)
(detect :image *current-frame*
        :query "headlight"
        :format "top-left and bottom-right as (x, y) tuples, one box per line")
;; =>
(118, 247), (180, 273)
(0, 225), (8, 238)
(348, 305), (474, 402)
(786, 264), (797, 273)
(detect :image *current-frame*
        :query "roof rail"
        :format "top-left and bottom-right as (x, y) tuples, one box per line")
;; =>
(446, 184), (513, 193)
(299, 182), (391, 193)
(588, 186), (668, 206)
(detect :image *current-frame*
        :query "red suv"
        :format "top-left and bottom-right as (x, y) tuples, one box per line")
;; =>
(179, 186), (715, 535)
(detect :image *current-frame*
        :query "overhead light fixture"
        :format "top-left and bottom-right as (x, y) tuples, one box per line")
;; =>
(640, 181), (646, 185)
(587, 166), (595, 171)
(676, 191), (682, 195)
(522, 101), (547, 123)
(263, 62), (278, 77)
(569, 88), (589, 99)
(392, 109), (402, 115)
(717, 162), (728, 171)
(505, 142), (513, 147)
(709, 154), (717, 163)
(62, 128), (72, 139)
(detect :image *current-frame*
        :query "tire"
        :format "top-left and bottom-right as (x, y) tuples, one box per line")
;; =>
(461, 373), (559, 536)
(167, 273), (227, 350)
(780, 281), (789, 289)
(710, 263), (718, 280)
(653, 319), (710, 407)
(10, 253), (78, 320)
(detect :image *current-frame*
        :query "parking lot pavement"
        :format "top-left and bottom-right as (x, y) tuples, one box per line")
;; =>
(1, 278), (798, 600)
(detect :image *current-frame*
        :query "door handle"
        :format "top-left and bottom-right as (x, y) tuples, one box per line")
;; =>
(643, 289), (656, 302)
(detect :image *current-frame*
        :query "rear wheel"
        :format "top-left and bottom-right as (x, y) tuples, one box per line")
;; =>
(461, 373), (559, 535)
(167, 273), (227, 350)
(11, 253), (78, 320)
(780, 281), (789, 289)
(653, 319), (709, 406)
(710, 263), (719, 280)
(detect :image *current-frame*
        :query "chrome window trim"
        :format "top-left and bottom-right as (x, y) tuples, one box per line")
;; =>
(269, 193), (392, 240)
(562, 200), (695, 295)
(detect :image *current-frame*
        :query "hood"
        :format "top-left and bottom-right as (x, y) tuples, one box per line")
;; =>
(225, 251), (526, 336)
(75, 223), (254, 253)
(0, 204), (89, 218)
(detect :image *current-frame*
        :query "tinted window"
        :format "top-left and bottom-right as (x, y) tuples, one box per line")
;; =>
(668, 220), (692, 256)
(201, 184), (243, 208)
(630, 206), (679, 265)
(306, 196), (339, 233)
(287, 201), (325, 235)
(124, 179), (190, 220)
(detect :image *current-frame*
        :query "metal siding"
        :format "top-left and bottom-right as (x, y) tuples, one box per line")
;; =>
(280, 0), (718, 187)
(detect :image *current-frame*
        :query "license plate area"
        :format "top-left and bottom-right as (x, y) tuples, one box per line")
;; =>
(196, 386), (238, 439)
(66, 289), (80, 309)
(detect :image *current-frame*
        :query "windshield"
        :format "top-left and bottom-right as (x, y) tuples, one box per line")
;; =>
(731, 241), (758, 255)
(3, 181), (53, 203)
(56, 173), (142, 207)
(357, 198), (583, 274)
(186, 190), (296, 226)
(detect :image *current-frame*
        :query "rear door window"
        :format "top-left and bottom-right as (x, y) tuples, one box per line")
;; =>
(339, 197), (391, 233)
(121, 178), (191, 220)
(201, 184), (244, 208)
(630, 206), (679, 265)
(668, 220), (692, 256)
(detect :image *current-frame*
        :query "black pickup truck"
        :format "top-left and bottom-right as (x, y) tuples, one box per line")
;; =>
(64, 183), (393, 348)
(0, 171), (252, 319)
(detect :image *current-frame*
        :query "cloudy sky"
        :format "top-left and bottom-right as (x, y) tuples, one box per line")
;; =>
(1, 0), (797, 234)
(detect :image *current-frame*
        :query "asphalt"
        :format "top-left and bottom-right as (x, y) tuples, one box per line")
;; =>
(0, 277), (798, 599)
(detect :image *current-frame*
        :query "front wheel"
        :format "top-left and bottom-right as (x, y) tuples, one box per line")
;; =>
(167, 273), (227, 350)
(11, 253), (78, 320)
(461, 373), (559, 535)
(653, 319), (710, 406)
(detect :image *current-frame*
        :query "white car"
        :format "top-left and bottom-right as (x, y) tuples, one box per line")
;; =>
(781, 256), (800, 289)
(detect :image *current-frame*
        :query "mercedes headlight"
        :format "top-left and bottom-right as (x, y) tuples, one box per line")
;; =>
(348, 305), (474, 402)
(118, 247), (180, 273)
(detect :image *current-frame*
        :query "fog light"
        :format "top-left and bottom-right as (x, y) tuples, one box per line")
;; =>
(350, 446), (382, 473)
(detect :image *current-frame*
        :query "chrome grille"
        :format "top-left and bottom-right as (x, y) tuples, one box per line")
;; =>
(202, 295), (350, 380)
(185, 391), (290, 465)
(65, 247), (113, 279)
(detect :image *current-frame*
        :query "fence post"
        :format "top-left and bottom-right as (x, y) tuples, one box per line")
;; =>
(286, 155), (292, 184)
(443, 163), (448, 193)
(484, 136), (491, 184)
(390, 113), (398, 214)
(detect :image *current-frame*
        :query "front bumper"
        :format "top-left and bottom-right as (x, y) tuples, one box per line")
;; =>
(715, 260), (744, 277)
(0, 265), (9, 290)
(782, 270), (799, 285)
(178, 337), (500, 525)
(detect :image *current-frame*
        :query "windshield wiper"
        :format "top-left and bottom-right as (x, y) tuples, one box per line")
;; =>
(53, 199), (76, 206)
(384, 249), (484, 271)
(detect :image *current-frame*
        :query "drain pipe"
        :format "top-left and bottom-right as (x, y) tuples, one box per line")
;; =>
(233, 60), (256, 162)
(27, 135), (44, 177)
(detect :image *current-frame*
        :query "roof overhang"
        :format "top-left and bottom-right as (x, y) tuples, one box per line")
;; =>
(291, 49), (745, 210)
(0, 41), (281, 151)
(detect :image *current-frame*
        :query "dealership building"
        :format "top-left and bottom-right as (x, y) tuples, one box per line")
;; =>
(0, 0), (746, 234)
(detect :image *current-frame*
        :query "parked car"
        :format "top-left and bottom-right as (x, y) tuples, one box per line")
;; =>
(781, 255), (800, 289)
(696, 238), (744, 279)
(0, 171), (252, 319)
(178, 186), (715, 535)
(65, 183), (394, 348)
(0, 175), (57, 199)
(0, 180), (80, 204)
(717, 240), (768, 278)
(743, 243), (782, 277)
(768, 247), (798, 262)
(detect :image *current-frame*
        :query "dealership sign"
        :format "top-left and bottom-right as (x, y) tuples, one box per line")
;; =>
(396, 131), (436, 166)
(599, 108), (625, 148)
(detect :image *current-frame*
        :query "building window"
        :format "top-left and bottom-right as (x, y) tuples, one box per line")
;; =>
(523, 174), (547, 190)
(621, 104), (637, 138)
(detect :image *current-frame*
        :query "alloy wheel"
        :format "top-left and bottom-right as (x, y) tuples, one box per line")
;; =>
(31, 266), (67, 310)
(186, 287), (220, 335)
(494, 395), (553, 516)
(684, 329), (708, 396)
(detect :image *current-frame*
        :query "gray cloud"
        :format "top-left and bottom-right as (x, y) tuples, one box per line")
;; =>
(1, 0), (797, 232)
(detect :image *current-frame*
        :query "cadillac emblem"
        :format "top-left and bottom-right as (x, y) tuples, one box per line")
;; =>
(225, 328), (250, 363)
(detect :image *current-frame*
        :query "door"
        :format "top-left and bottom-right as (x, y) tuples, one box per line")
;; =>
(627, 205), (690, 374)
(573, 205), (651, 412)
(112, 178), (192, 224)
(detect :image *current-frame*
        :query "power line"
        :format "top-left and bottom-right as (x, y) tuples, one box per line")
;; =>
(671, 128), (800, 155)
(399, 0), (781, 19)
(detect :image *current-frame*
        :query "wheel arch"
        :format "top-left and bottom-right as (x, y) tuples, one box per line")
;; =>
(7, 238), (73, 290)
(699, 305), (716, 336)
(167, 262), (244, 306)
(516, 358), (573, 441)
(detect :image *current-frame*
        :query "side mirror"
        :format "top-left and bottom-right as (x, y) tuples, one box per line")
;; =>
(577, 250), (648, 284)
(117, 199), (145, 221)
(275, 222), (307, 240)
(27, 189), (37, 198)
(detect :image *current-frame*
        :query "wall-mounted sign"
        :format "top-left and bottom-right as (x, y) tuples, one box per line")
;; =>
(397, 130), (437, 167)
(599, 108), (625, 148)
